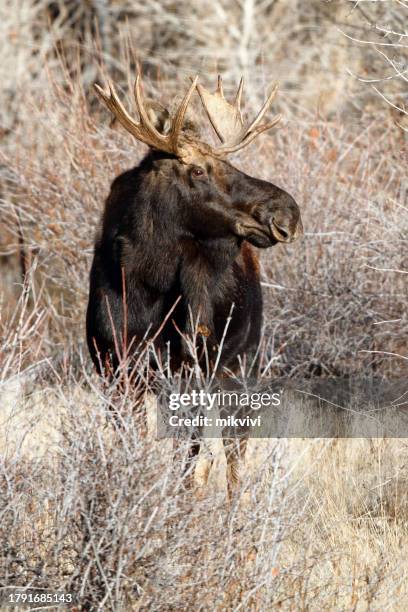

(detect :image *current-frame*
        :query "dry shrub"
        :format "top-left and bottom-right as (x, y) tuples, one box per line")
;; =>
(0, 379), (290, 609)
(256, 121), (408, 377)
(2, 384), (408, 609)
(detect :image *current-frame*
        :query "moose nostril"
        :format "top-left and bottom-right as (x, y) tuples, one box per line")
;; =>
(270, 218), (291, 242)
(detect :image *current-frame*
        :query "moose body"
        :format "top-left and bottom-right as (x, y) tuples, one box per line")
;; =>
(86, 75), (302, 494)
(87, 154), (300, 372)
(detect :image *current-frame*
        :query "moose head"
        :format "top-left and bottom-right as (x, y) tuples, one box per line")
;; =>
(94, 75), (302, 251)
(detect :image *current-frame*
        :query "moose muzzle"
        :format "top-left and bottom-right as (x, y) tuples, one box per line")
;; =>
(236, 192), (302, 248)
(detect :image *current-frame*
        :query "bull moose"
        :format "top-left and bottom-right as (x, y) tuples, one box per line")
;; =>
(86, 74), (302, 495)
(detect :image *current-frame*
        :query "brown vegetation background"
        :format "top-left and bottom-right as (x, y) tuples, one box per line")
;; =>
(0, 1), (408, 609)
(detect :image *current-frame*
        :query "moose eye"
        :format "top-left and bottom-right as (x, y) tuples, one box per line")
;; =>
(191, 166), (205, 178)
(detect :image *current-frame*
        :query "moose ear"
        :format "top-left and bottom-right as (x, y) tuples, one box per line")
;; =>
(145, 100), (172, 134)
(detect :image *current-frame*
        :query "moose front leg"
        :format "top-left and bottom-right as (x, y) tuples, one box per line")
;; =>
(223, 437), (248, 501)
(179, 234), (240, 365)
(172, 436), (201, 492)
(180, 252), (218, 364)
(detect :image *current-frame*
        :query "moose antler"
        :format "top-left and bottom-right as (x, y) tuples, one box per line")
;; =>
(196, 75), (281, 155)
(94, 75), (198, 155)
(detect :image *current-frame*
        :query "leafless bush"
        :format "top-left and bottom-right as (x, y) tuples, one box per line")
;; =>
(339, 1), (408, 127)
(3, 0), (407, 130)
(2, 376), (408, 608)
(256, 120), (408, 377)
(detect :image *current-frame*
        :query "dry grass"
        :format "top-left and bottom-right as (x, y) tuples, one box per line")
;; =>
(0, 2), (408, 610)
